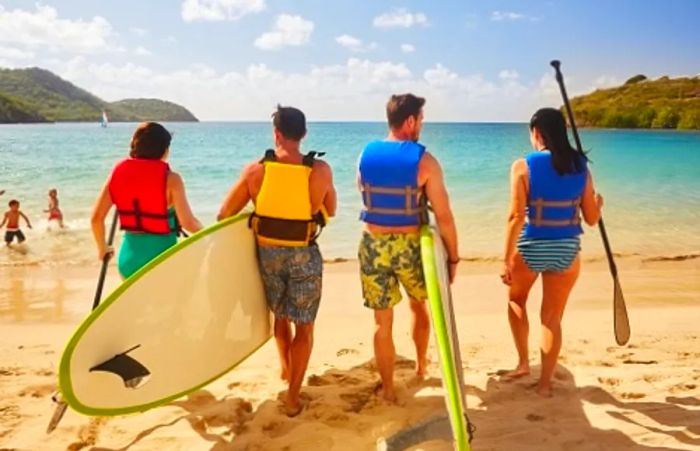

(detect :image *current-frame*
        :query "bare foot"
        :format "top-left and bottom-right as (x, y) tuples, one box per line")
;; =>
(416, 357), (428, 378)
(535, 383), (553, 398)
(280, 368), (290, 382)
(374, 382), (398, 403)
(284, 393), (308, 417)
(502, 364), (530, 379)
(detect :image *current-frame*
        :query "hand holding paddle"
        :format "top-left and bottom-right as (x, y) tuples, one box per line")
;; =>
(550, 60), (631, 346)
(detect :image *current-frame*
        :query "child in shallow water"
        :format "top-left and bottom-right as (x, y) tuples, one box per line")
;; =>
(45, 188), (64, 228)
(1, 199), (32, 246)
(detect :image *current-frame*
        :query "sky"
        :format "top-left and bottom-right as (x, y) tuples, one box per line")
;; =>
(0, 0), (698, 121)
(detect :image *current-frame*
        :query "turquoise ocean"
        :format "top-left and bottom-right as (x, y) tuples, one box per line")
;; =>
(1, 122), (699, 267)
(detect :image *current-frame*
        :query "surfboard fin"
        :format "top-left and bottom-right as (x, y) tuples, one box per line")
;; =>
(89, 345), (151, 388)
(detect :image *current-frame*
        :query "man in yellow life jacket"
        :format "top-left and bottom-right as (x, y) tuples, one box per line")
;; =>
(218, 105), (337, 417)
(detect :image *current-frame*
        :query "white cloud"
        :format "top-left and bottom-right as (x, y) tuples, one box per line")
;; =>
(181, 0), (266, 22)
(335, 34), (377, 53)
(0, 4), (114, 53)
(374, 8), (428, 28)
(491, 11), (538, 22)
(499, 69), (520, 80)
(44, 57), (613, 122)
(130, 27), (148, 37)
(254, 15), (314, 51)
(400, 44), (415, 54)
(135, 46), (152, 56)
(163, 36), (178, 44)
(592, 75), (620, 89)
(0, 45), (34, 60)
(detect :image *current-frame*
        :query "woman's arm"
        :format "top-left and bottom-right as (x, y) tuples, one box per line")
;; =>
(502, 159), (528, 285)
(91, 180), (114, 260)
(168, 172), (203, 233)
(217, 163), (256, 221)
(580, 170), (603, 226)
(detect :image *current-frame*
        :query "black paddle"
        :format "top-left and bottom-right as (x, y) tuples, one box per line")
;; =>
(47, 210), (119, 433)
(550, 60), (631, 346)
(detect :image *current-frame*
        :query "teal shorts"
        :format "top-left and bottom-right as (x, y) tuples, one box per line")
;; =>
(117, 232), (177, 279)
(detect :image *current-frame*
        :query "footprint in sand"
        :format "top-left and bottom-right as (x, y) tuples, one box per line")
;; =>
(598, 377), (620, 387)
(622, 359), (658, 365)
(307, 372), (364, 387)
(340, 390), (373, 413)
(18, 383), (54, 398)
(336, 348), (359, 357)
(34, 368), (54, 377)
(670, 382), (697, 394)
(0, 367), (24, 376)
(621, 392), (646, 400)
(526, 413), (545, 422)
(67, 417), (106, 451)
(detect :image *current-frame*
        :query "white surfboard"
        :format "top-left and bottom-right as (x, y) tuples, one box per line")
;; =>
(58, 214), (272, 416)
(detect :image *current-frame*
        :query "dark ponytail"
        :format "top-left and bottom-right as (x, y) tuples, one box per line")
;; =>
(529, 108), (588, 175)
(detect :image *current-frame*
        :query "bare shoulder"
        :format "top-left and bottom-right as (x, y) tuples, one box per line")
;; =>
(167, 171), (184, 188)
(312, 159), (332, 175)
(419, 150), (442, 174)
(511, 158), (527, 175)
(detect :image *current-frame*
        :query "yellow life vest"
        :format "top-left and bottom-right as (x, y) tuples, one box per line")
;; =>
(251, 150), (328, 247)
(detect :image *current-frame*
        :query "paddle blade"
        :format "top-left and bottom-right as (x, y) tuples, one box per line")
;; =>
(613, 278), (631, 346)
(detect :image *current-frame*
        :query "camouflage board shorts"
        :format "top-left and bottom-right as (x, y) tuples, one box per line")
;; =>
(257, 244), (323, 324)
(358, 232), (427, 310)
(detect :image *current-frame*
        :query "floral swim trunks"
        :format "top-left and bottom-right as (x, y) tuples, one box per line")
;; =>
(257, 244), (323, 324)
(358, 232), (427, 310)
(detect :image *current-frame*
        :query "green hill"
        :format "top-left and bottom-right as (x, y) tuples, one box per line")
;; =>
(0, 92), (47, 123)
(0, 67), (198, 123)
(109, 99), (198, 122)
(569, 75), (700, 130)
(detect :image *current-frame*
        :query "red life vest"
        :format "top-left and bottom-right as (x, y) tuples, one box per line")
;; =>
(108, 158), (174, 234)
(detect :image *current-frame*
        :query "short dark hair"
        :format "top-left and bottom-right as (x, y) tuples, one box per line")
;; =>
(386, 94), (425, 129)
(130, 122), (172, 159)
(272, 105), (306, 141)
(9, 199), (19, 207)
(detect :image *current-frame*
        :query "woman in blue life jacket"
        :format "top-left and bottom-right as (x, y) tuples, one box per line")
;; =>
(501, 108), (604, 397)
(91, 122), (202, 279)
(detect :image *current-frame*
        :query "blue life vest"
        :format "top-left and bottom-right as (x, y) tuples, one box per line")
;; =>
(359, 140), (426, 226)
(523, 151), (587, 239)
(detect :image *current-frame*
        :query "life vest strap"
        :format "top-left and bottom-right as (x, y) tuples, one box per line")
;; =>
(531, 197), (582, 227)
(362, 206), (426, 216)
(361, 183), (425, 217)
(259, 149), (325, 168)
(250, 214), (319, 245)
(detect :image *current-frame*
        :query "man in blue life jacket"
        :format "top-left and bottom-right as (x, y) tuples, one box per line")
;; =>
(358, 93), (459, 402)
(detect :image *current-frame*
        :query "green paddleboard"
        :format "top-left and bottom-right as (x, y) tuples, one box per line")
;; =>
(420, 225), (471, 451)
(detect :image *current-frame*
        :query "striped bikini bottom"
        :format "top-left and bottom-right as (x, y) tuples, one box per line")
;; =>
(517, 234), (581, 273)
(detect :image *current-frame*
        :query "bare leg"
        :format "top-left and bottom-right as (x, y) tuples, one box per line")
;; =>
(506, 253), (538, 378)
(409, 298), (430, 377)
(374, 308), (397, 402)
(273, 317), (292, 381)
(538, 256), (580, 397)
(286, 322), (314, 415)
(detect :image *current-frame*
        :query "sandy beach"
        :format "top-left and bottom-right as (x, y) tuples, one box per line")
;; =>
(1, 257), (699, 450)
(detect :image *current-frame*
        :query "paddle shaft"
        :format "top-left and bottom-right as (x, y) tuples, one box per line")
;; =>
(92, 210), (118, 310)
(550, 60), (618, 278)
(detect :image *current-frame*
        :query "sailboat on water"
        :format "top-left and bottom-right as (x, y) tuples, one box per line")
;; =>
(100, 110), (109, 128)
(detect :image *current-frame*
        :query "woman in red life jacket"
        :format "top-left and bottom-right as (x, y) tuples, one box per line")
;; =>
(90, 122), (202, 279)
